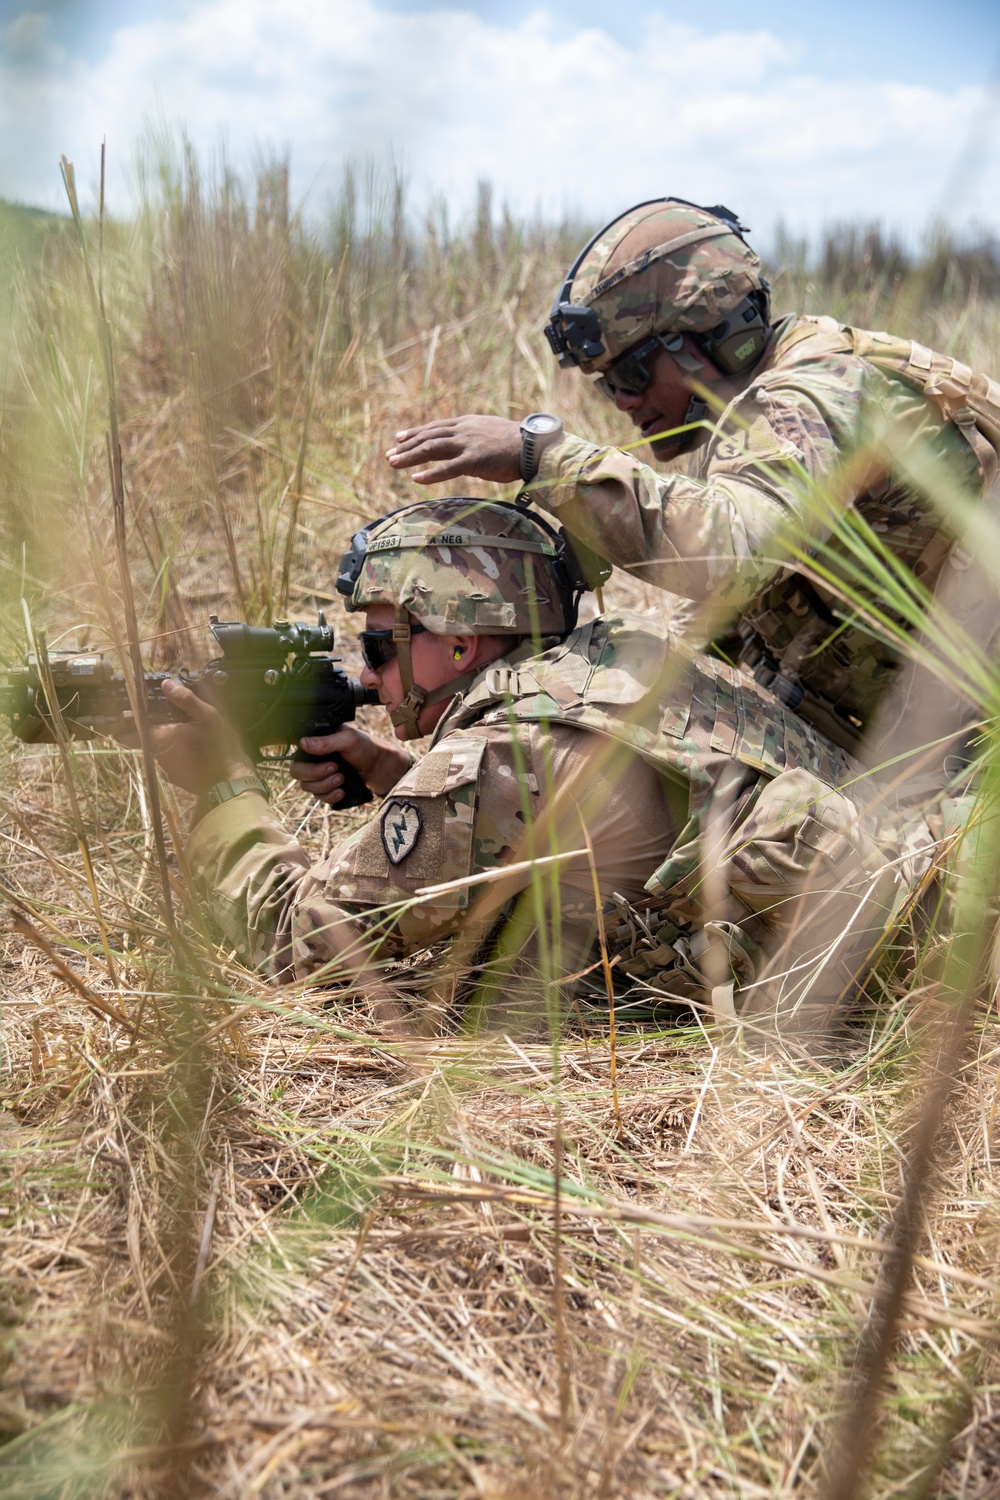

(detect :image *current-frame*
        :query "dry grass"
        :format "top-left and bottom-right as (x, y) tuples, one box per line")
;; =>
(2, 148), (1000, 1497)
(3, 974), (999, 1496)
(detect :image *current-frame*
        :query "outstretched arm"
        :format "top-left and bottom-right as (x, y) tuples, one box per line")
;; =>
(387, 415), (797, 604)
(386, 375), (851, 605)
(386, 415), (522, 485)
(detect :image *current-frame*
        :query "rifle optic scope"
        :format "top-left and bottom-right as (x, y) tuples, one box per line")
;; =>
(208, 613), (335, 660)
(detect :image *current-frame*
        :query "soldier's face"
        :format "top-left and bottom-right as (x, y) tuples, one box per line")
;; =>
(359, 605), (478, 738)
(607, 337), (717, 462)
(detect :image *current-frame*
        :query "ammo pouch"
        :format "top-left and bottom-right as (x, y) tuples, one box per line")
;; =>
(603, 890), (762, 1005)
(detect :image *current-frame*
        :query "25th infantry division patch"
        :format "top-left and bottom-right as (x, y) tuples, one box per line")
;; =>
(380, 800), (423, 864)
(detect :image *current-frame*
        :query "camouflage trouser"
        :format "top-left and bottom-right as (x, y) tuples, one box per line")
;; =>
(607, 768), (906, 1044)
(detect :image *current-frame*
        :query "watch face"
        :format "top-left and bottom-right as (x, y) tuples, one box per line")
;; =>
(522, 413), (561, 435)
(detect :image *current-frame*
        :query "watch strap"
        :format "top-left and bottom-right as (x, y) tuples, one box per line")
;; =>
(206, 774), (270, 808)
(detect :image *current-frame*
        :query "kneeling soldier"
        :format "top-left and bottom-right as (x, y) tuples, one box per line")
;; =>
(152, 497), (916, 1038)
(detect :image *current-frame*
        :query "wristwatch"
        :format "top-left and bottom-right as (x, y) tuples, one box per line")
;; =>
(519, 412), (564, 483)
(205, 774), (270, 808)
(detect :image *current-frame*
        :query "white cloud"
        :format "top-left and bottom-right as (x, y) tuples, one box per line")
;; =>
(1, 0), (997, 240)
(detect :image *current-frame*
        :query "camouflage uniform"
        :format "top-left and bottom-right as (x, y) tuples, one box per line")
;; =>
(538, 200), (1000, 765)
(526, 313), (999, 761)
(188, 608), (910, 1030)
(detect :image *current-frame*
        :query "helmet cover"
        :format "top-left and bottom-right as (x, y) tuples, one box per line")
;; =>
(338, 497), (573, 637)
(556, 200), (766, 373)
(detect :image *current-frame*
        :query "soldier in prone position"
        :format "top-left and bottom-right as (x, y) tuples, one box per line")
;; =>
(154, 497), (918, 1036)
(385, 199), (1000, 781)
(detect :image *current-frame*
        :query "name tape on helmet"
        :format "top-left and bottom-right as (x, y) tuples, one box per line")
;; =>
(363, 532), (556, 556)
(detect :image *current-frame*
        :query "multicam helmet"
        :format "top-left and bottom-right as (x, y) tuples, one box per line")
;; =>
(335, 497), (587, 737)
(337, 497), (580, 634)
(544, 197), (770, 378)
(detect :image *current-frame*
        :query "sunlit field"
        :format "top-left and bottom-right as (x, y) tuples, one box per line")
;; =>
(1, 140), (999, 1498)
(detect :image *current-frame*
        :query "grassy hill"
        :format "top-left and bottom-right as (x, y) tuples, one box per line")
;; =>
(1, 149), (998, 1498)
(0, 197), (68, 273)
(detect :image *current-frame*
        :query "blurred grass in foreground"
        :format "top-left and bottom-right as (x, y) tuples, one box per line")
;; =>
(1, 139), (999, 1498)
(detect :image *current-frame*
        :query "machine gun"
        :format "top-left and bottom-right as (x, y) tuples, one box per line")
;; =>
(0, 613), (380, 808)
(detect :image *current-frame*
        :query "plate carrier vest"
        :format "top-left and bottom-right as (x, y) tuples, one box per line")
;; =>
(730, 317), (1000, 756)
(445, 613), (863, 900)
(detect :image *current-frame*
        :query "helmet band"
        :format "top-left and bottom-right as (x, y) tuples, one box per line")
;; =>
(365, 532), (556, 557)
(587, 222), (733, 303)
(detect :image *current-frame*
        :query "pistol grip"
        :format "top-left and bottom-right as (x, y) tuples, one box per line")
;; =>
(295, 748), (373, 809)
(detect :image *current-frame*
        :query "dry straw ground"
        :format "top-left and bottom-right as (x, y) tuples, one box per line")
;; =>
(1, 144), (1000, 1497)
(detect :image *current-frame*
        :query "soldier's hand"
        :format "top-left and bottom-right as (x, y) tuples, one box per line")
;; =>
(292, 726), (411, 807)
(385, 415), (522, 485)
(141, 679), (255, 795)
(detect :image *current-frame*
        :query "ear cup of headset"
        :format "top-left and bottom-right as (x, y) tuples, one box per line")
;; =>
(697, 292), (771, 375)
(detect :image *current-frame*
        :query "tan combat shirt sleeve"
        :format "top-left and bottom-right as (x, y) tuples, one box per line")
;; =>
(187, 732), (500, 983)
(185, 719), (676, 987)
(524, 355), (868, 606)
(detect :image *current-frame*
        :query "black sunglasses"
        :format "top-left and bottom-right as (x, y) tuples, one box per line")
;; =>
(596, 332), (685, 401)
(358, 622), (427, 672)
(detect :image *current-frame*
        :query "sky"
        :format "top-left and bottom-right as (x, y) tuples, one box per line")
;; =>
(2, 0), (999, 243)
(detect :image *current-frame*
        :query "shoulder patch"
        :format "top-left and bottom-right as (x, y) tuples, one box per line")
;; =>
(326, 733), (488, 909)
(381, 800), (423, 864)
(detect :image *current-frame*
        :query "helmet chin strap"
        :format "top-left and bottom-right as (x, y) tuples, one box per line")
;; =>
(647, 395), (708, 459)
(673, 341), (710, 450)
(645, 337), (710, 456)
(388, 607), (481, 740)
(682, 393), (709, 429)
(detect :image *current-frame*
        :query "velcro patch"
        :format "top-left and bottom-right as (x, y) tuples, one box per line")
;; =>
(380, 800), (423, 864)
(336, 734), (488, 906)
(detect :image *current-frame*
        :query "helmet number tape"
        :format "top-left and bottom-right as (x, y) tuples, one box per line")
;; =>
(358, 533), (555, 555)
